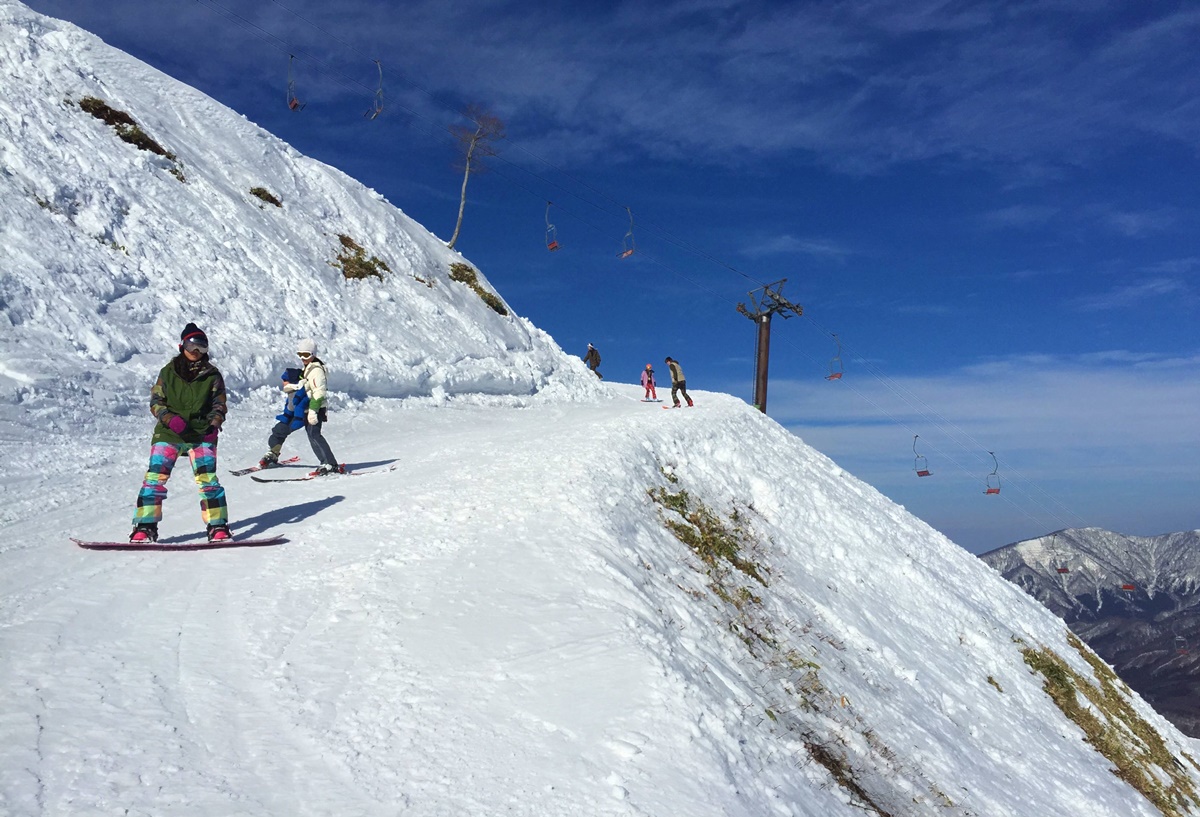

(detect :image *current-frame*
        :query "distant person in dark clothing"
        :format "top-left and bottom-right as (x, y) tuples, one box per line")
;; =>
(664, 356), (693, 407)
(584, 343), (602, 379)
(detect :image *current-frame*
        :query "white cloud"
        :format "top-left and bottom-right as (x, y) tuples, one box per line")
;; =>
(758, 351), (1200, 549)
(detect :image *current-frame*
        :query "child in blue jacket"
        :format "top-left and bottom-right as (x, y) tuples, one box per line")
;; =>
(257, 368), (309, 469)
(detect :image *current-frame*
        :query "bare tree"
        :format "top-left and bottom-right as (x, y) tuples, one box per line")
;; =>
(446, 105), (505, 250)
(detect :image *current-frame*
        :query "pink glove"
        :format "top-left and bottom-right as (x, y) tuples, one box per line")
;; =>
(202, 427), (219, 444)
(167, 415), (187, 435)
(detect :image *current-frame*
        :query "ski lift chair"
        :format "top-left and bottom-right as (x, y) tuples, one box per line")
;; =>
(364, 60), (384, 120)
(984, 451), (1001, 495)
(286, 55), (305, 111)
(618, 206), (635, 258)
(826, 334), (844, 380)
(545, 202), (560, 251)
(913, 435), (931, 477)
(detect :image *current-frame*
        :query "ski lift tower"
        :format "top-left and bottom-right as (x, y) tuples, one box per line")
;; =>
(736, 279), (802, 414)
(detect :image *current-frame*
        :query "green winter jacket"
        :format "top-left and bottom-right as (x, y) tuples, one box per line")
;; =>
(149, 355), (228, 446)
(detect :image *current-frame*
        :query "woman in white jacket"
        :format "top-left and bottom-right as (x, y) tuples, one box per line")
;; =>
(292, 337), (343, 475)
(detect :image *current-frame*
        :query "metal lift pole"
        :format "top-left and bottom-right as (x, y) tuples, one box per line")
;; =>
(737, 279), (802, 415)
(754, 312), (772, 412)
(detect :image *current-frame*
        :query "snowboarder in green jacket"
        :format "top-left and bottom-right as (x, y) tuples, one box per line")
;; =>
(129, 322), (231, 543)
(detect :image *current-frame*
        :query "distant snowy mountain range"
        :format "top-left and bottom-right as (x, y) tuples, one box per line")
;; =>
(4, 2), (1200, 815)
(981, 528), (1200, 736)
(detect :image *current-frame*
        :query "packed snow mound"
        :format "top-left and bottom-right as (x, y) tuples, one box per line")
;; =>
(0, 0), (602, 411)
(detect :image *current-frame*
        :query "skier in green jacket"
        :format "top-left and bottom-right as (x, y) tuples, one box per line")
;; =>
(128, 322), (231, 543)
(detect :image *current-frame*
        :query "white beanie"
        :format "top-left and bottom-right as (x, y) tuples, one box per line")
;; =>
(296, 337), (318, 356)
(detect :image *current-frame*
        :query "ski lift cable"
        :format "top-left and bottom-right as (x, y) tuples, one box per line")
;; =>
(202, 0), (1085, 534)
(258, 0), (632, 223)
(795, 311), (1089, 528)
(262, 0), (763, 279)
(758, 320), (1075, 533)
(476, 161), (1084, 534)
(195, 0), (411, 121)
(219, 0), (769, 283)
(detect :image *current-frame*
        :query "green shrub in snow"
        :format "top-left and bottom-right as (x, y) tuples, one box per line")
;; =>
(448, 262), (508, 316)
(78, 96), (183, 183)
(335, 233), (390, 280)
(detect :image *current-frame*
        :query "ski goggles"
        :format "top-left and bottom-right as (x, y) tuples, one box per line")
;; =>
(183, 340), (208, 354)
(297, 351), (313, 359)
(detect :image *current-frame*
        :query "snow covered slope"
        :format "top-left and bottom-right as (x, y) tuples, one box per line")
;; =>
(3, 3), (1200, 816)
(0, 0), (600, 410)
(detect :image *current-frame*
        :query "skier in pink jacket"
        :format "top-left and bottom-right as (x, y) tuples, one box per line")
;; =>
(641, 364), (657, 400)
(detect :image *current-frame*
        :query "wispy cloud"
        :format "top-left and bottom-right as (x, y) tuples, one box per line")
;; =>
(1072, 277), (1187, 311)
(741, 235), (852, 261)
(978, 204), (1059, 230)
(760, 350), (1200, 550)
(29, 0), (1200, 176)
(1099, 207), (1177, 238)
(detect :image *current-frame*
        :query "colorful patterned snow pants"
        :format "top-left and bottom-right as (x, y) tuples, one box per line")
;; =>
(132, 441), (227, 526)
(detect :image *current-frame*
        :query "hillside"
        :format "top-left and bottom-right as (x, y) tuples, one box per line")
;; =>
(0, 0), (599, 410)
(3, 2), (1200, 816)
(981, 528), (1200, 736)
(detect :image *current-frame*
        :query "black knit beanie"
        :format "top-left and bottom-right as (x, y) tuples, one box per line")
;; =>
(180, 322), (208, 348)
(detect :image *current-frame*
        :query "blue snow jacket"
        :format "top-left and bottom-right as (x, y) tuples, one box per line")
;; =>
(276, 368), (310, 430)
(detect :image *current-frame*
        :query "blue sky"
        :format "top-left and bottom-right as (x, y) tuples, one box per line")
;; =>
(22, 0), (1200, 552)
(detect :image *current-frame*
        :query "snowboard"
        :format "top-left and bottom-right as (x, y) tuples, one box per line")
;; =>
(229, 455), (300, 477)
(250, 464), (397, 484)
(72, 535), (286, 551)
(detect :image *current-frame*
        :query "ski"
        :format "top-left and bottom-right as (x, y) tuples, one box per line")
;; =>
(250, 464), (396, 484)
(229, 456), (300, 477)
(661, 404), (694, 409)
(73, 535), (286, 551)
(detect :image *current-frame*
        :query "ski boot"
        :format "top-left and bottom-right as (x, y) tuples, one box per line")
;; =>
(206, 523), (233, 543)
(313, 463), (344, 476)
(258, 452), (279, 470)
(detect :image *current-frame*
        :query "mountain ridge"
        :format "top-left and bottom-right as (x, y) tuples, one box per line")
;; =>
(981, 528), (1200, 736)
